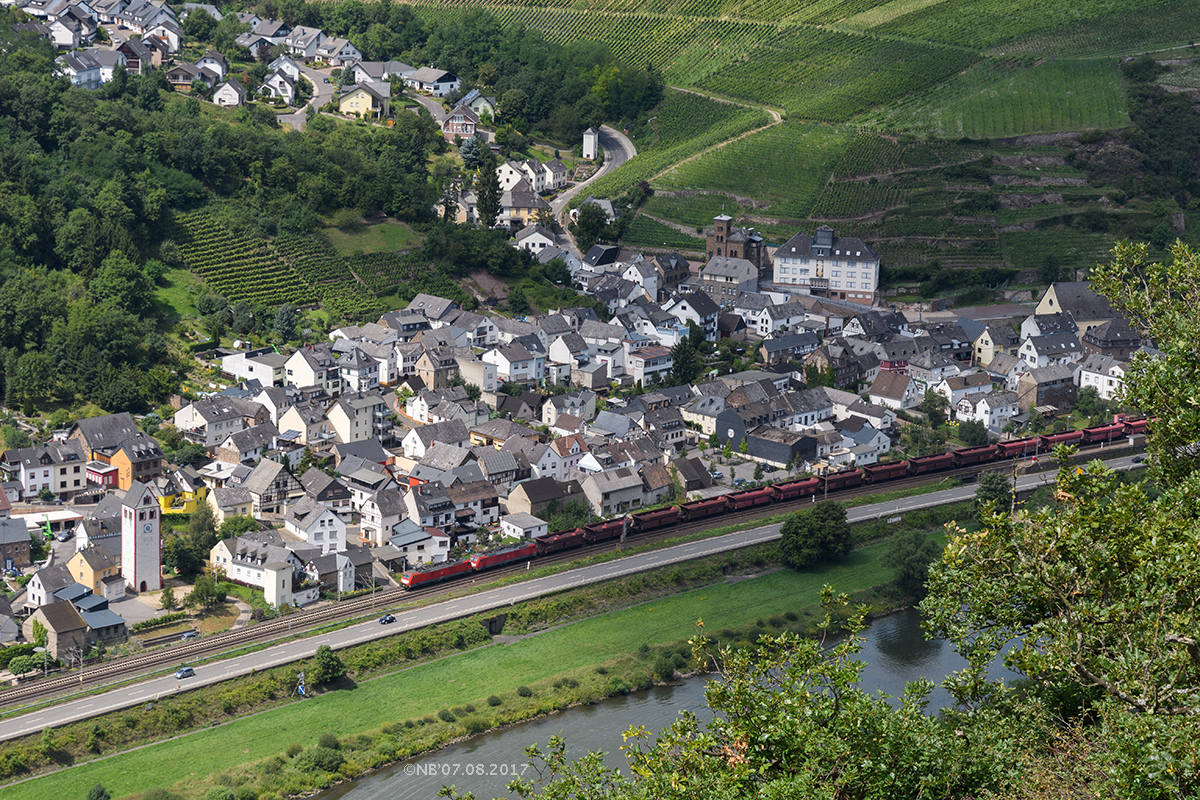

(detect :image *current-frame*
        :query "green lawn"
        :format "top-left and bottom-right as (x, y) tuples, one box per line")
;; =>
(622, 214), (706, 253)
(323, 221), (421, 257)
(7, 548), (894, 800)
(150, 267), (204, 323)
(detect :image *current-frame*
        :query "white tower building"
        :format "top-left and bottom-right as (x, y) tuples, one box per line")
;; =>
(582, 127), (598, 161)
(121, 481), (162, 593)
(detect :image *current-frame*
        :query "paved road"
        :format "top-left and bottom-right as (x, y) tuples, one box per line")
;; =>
(0, 454), (1142, 741)
(550, 124), (635, 218)
(410, 92), (447, 124)
(279, 64), (335, 132)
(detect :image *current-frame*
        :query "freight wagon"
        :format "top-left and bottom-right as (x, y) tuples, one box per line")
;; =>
(582, 519), (625, 543)
(908, 452), (956, 474)
(679, 496), (728, 520)
(534, 528), (585, 555)
(954, 445), (999, 467)
(770, 478), (821, 501)
(629, 506), (681, 531)
(726, 487), (773, 510)
(861, 461), (909, 483)
(821, 469), (864, 491)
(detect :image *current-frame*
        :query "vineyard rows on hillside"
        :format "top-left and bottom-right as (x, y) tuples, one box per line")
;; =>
(174, 212), (316, 307)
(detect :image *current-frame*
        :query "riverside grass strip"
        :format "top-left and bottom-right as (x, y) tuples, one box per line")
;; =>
(1, 541), (902, 800)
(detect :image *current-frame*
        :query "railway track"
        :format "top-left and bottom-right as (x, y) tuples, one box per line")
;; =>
(0, 445), (1113, 714)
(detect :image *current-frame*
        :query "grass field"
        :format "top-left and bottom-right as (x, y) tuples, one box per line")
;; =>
(323, 220), (421, 257)
(6, 548), (895, 800)
(150, 267), (204, 323)
(653, 122), (853, 219)
(865, 57), (1128, 138)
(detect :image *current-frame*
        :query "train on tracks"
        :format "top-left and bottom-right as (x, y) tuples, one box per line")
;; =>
(399, 417), (1148, 589)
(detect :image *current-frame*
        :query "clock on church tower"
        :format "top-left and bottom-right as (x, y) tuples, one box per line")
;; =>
(121, 480), (162, 593)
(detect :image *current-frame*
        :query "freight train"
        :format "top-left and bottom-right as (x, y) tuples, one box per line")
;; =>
(399, 417), (1148, 589)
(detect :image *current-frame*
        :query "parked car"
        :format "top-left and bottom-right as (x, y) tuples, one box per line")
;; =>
(379, 614), (395, 625)
(762, 464), (778, 473)
(710, 471), (724, 480)
(180, 631), (198, 641)
(1132, 455), (1144, 463)
(174, 666), (195, 679)
(56, 531), (73, 542)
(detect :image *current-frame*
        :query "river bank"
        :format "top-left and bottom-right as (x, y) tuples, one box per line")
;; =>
(0, 534), (915, 800)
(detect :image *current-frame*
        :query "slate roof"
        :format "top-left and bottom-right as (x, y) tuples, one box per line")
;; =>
(1046, 282), (1114, 321)
(71, 413), (141, 452)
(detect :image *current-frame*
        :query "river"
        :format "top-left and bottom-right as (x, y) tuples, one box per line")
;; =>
(321, 608), (1013, 800)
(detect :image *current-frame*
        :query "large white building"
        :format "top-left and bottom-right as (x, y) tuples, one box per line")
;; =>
(772, 226), (879, 306)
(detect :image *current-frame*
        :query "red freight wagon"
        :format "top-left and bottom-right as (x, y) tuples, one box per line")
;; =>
(582, 519), (625, 543)
(535, 528), (585, 555)
(821, 469), (865, 491)
(401, 559), (472, 589)
(679, 496), (728, 520)
(1040, 430), (1084, 449)
(771, 478), (821, 501)
(954, 445), (999, 467)
(1081, 423), (1125, 444)
(997, 437), (1039, 458)
(1123, 418), (1149, 436)
(470, 542), (538, 571)
(629, 506), (681, 532)
(908, 452), (956, 474)
(727, 487), (773, 510)
(861, 461), (910, 483)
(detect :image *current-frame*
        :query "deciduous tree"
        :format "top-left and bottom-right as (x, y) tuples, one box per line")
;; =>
(778, 501), (851, 568)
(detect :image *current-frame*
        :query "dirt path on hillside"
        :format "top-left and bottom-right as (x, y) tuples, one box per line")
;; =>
(647, 86), (783, 184)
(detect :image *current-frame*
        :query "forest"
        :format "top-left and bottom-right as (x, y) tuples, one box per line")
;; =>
(0, 3), (664, 416)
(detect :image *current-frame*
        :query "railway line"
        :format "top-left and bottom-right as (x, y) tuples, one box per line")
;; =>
(0, 433), (1135, 715)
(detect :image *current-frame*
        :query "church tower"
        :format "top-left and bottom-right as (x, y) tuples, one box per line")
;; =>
(121, 481), (162, 593)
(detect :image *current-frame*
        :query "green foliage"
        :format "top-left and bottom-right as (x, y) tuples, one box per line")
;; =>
(0, 643), (35, 669)
(919, 391), (949, 428)
(159, 586), (177, 611)
(292, 746), (344, 773)
(517, 685), (533, 697)
(957, 419), (989, 447)
(310, 645), (346, 685)
(131, 612), (187, 632)
(778, 501), (851, 568)
(487, 694), (502, 706)
(437, 708), (456, 723)
(317, 733), (339, 750)
(30, 619), (46, 648)
(87, 785), (111, 800)
(973, 471), (1013, 517)
(882, 530), (941, 598)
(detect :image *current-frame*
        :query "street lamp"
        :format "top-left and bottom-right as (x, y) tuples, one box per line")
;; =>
(68, 645), (85, 686)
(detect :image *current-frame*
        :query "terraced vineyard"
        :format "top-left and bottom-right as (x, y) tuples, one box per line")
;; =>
(272, 235), (383, 319)
(348, 252), (410, 293)
(864, 57), (1128, 137)
(173, 212), (316, 307)
(622, 214), (706, 253)
(653, 122), (851, 219)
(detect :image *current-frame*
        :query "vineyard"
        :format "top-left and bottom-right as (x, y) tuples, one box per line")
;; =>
(581, 91), (770, 201)
(999, 0), (1200, 57)
(653, 122), (851, 219)
(347, 252), (410, 293)
(173, 212), (316, 307)
(694, 27), (979, 120)
(174, 212), (399, 320)
(864, 57), (1128, 138)
(622, 214), (706, 253)
(809, 179), (907, 219)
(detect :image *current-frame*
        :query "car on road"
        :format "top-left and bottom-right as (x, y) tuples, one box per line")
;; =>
(733, 478), (749, 487)
(322, 77), (330, 83)
(56, 531), (73, 542)
(174, 666), (195, 679)
(762, 465), (778, 473)
(1132, 455), (1144, 463)
(180, 631), (198, 641)
(379, 614), (395, 625)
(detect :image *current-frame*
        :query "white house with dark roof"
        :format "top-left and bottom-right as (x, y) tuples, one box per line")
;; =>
(772, 225), (880, 306)
(284, 25), (325, 58)
(315, 36), (361, 66)
(955, 390), (1018, 431)
(213, 79), (246, 107)
(56, 51), (101, 89)
(404, 67), (459, 96)
(514, 225), (555, 254)
(260, 69), (296, 104)
(284, 495), (346, 554)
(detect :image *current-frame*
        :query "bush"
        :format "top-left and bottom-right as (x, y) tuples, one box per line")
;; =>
(464, 703), (475, 713)
(462, 716), (490, 735)
(132, 611), (188, 632)
(202, 789), (235, 800)
(293, 747), (344, 773)
(437, 709), (456, 723)
(595, 666), (608, 675)
(653, 655), (676, 681)
(784, 611), (799, 622)
(285, 743), (302, 758)
(605, 677), (630, 695)
(486, 695), (502, 707)
(317, 733), (339, 750)
(517, 685), (533, 698)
